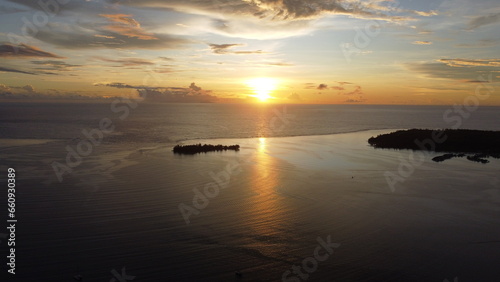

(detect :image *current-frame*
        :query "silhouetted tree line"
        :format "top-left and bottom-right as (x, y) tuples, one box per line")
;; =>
(368, 129), (500, 164)
(173, 144), (240, 155)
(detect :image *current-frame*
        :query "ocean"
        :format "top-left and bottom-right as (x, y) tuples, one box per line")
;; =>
(2, 102), (500, 144)
(1, 102), (499, 281)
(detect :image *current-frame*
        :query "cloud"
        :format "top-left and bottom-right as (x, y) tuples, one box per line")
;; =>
(262, 61), (294, 66)
(406, 59), (500, 81)
(0, 84), (11, 92)
(438, 58), (500, 67)
(331, 86), (344, 91)
(209, 43), (242, 54)
(455, 39), (498, 48)
(345, 97), (367, 103)
(317, 83), (328, 90)
(0, 83), (38, 98)
(344, 85), (363, 96)
(412, 41), (432, 45)
(31, 60), (82, 71)
(0, 66), (36, 75)
(189, 82), (201, 91)
(468, 12), (500, 29)
(95, 82), (218, 103)
(0, 4), (26, 14)
(95, 57), (155, 66)
(22, 84), (35, 93)
(33, 22), (192, 50)
(111, 0), (423, 22)
(99, 14), (157, 40)
(288, 93), (301, 101)
(108, 0), (430, 41)
(0, 43), (64, 58)
(159, 56), (174, 61)
(337, 81), (353, 85)
(208, 43), (265, 54)
(410, 10), (438, 17)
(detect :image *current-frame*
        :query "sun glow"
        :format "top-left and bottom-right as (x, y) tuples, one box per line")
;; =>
(247, 77), (278, 102)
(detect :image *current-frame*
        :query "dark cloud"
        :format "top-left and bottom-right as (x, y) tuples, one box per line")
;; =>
(95, 57), (155, 67)
(455, 39), (498, 48)
(0, 4), (26, 14)
(93, 82), (184, 90)
(209, 43), (242, 54)
(33, 22), (192, 50)
(189, 82), (202, 92)
(95, 82), (218, 103)
(345, 97), (367, 103)
(0, 43), (64, 58)
(406, 60), (500, 81)
(468, 12), (500, 29)
(345, 85), (363, 96)
(22, 84), (35, 93)
(337, 81), (353, 85)
(31, 60), (82, 71)
(0, 66), (37, 75)
(109, 0), (417, 22)
(208, 43), (265, 55)
(317, 83), (328, 90)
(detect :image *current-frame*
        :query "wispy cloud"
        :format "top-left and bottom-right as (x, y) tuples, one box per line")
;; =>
(111, 0), (427, 22)
(344, 85), (363, 96)
(438, 58), (500, 67)
(31, 60), (82, 71)
(0, 43), (64, 58)
(406, 59), (500, 81)
(33, 22), (192, 50)
(99, 14), (157, 40)
(95, 81), (218, 102)
(413, 41), (432, 45)
(261, 61), (294, 67)
(94, 57), (155, 67)
(0, 66), (36, 75)
(455, 39), (498, 48)
(468, 12), (500, 29)
(345, 97), (367, 103)
(208, 43), (266, 55)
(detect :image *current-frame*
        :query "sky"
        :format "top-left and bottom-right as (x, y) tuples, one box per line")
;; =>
(0, 0), (499, 104)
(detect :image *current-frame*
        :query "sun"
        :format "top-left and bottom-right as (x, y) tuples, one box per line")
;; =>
(246, 77), (278, 102)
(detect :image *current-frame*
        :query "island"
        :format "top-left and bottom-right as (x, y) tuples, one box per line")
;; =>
(368, 129), (500, 163)
(173, 144), (240, 155)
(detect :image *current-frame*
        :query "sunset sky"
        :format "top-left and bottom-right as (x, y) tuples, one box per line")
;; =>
(0, 0), (499, 104)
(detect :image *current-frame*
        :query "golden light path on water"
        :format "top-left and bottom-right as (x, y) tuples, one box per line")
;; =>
(244, 136), (291, 259)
